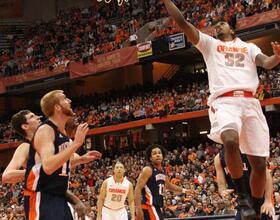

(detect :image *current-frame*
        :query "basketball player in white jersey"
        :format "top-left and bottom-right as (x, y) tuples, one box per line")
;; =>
(162, 1), (280, 219)
(97, 161), (135, 220)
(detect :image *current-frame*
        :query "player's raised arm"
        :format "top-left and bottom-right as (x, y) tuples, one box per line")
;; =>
(162, 0), (199, 45)
(255, 41), (280, 69)
(34, 123), (88, 175)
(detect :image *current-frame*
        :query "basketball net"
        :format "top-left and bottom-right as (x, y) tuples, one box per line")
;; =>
(97, 0), (129, 6)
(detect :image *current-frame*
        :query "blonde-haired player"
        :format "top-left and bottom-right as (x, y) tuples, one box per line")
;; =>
(97, 161), (135, 220)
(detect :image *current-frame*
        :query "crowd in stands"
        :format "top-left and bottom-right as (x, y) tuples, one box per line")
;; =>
(1, 0), (280, 77)
(153, 0), (280, 39)
(257, 68), (280, 100)
(73, 75), (209, 129)
(0, 66), (280, 144)
(1, 133), (280, 219)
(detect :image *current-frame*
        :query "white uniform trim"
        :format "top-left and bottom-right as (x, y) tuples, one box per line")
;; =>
(144, 185), (153, 206)
(35, 192), (41, 220)
(32, 164), (42, 191)
(151, 205), (160, 220)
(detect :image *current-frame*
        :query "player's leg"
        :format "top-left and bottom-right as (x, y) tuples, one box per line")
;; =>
(118, 208), (128, 220)
(64, 201), (74, 220)
(101, 207), (112, 220)
(260, 213), (273, 220)
(209, 98), (244, 181)
(241, 99), (270, 218)
(209, 98), (255, 219)
(155, 206), (164, 220)
(221, 129), (243, 179)
(24, 192), (42, 220)
(142, 205), (162, 220)
(39, 193), (74, 220)
(142, 208), (151, 220)
(247, 155), (266, 219)
(221, 129), (256, 219)
(235, 210), (242, 220)
(23, 195), (30, 220)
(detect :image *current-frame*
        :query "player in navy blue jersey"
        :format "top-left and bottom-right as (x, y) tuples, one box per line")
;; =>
(215, 149), (275, 220)
(135, 144), (188, 220)
(2, 110), (97, 219)
(2, 110), (42, 184)
(23, 90), (101, 220)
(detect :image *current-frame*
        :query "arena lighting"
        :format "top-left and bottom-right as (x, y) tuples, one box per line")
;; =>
(97, 0), (129, 6)
(182, 122), (188, 125)
(170, 127), (174, 130)
(199, 130), (208, 134)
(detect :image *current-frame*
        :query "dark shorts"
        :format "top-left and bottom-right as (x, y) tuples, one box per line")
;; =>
(142, 204), (164, 220)
(24, 191), (73, 220)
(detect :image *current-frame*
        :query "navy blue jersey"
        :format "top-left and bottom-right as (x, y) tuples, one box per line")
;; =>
(220, 149), (251, 194)
(24, 120), (71, 195)
(141, 165), (166, 207)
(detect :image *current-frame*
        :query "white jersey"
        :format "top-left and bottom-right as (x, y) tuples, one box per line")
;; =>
(103, 176), (130, 210)
(195, 31), (262, 104)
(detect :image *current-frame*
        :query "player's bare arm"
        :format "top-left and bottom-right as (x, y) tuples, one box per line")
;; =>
(135, 166), (153, 220)
(97, 179), (107, 220)
(255, 41), (280, 69)
(70, 151), (102, 167)
(34, 123), (88, 175)
(2, 142), (29, 183)
(65, 190), (87, 219)
(128, 182), (136, 220)
(261, 169), (275, 217)
(162, 0), (199, 44)
(214, 154), (234, 198)
(165, 178), (188, 194)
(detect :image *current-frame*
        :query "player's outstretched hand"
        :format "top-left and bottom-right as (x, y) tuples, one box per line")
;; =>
(271, 41), (280, 59)
(261, 200), (275, 218)
(73, 201), (87, 220)
(81, 150), (102, 163)
(73, 123), (89, 148)
(220, 189), (234, 199)
(182, 188), (191, 194)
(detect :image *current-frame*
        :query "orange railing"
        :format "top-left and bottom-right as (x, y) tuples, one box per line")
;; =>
(1, 97), (279, 151)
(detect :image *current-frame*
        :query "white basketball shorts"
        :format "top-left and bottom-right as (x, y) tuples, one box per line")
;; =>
(102, 206), (128, 220)
(208, 97), (269, 157)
